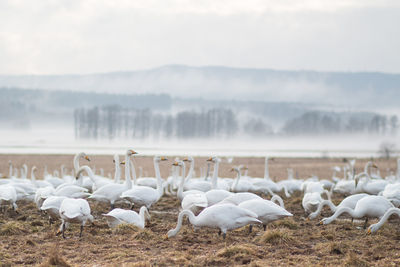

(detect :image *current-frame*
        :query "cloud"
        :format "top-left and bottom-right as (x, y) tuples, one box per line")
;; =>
(0, 0), (399, 74)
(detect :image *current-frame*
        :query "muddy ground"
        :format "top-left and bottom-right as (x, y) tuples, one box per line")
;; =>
(0, 154), (399, 266)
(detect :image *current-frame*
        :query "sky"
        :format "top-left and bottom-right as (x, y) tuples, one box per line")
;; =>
(1, 0), (400, 75)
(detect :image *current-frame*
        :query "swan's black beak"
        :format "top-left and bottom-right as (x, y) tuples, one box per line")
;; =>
(160, 156), (168, 161)
(85, 156), (90, 162)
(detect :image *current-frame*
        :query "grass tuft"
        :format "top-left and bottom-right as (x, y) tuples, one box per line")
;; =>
(254, 229), (294, 245)
(272, 218), (299, 230)
(217, 245), (255, 258)
(40, 246), (71, 267)
(0, 221), (28, 235)
(344, 252), (369, 267)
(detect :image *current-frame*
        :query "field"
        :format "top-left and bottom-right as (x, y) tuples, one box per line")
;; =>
(0, 155), (400, 266)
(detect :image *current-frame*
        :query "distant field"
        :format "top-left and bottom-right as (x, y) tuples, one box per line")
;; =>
(0, 155), (399, 266)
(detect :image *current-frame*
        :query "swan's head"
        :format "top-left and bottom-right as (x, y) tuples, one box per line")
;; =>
(207, 156), (220, 163)
(126, 149), (138, 156)
(172, 160), (184, 167)
(183, 156), (193, 162)
(367, 225), (378, 235)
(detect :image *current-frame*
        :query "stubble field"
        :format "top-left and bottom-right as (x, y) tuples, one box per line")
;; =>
(0, 154), (399, 266)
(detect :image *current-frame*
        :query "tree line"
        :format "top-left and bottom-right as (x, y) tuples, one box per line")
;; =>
(74, 106), (239, 140)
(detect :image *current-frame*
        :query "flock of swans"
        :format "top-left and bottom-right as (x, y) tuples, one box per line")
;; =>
(1, 150), (400, 240)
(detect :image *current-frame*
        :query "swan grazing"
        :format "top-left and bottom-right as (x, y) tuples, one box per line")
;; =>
(88, 149), (137, 209)
(320, 195), (394, 228)
(167, 203), (261, 239)
(40, 196), (68, 223)
(367, 207), (400, 234)
(238, 199), (293, 232)
(58, 198), (94, 238)
(308, 193), (369, 220)
(121, 156), (168, 209)
(103, 206), (151, 229)
(302, 192), (325, 214)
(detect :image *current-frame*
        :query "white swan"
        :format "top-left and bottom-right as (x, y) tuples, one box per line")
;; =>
(231, 166), (255, 192)
(238, 198), (292, 232)
(136, 156), (167, 189)
(181, 193), (208, 214)
(308, 193), (369, 220)
(88, 149), (136, 209)
(58, 198), (94, 238)
(167, 203), (261, 239)
(204, 157), (230, 191)
(30, 166), (53, 188)
(354, 172), (388, 195)
(382, 183), (400, 207)
(34, 186), (55, 209)
(302, 192), (325, 214)
(0, 184), (18, 211)
(40, 196), (67, 223)
(120, 156), (167, 209)
(367, 207), (400, 234)
(277, 168), (303, 194)
(103, 206), (151, 229)
(219, 192), (261, 205)
(320, 195), (394, 228)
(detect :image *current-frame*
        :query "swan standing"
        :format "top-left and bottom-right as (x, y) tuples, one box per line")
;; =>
(88, 149), (137, 209)
(58, 198), (94, 238)
(121, 156), (167, 209)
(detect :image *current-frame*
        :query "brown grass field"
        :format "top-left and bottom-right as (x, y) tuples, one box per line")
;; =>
(0, 154), (400, 266)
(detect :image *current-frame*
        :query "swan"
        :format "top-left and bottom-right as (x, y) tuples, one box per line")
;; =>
(182, 158), (213, 192)
(172, 160), (204, 201)
(333, 166), (356, 195)
(30, 166), (53, 188)
(367, 207), (400, 234)
(88, 149), (136, 209)
(308, 193), (369, 220)
(58, 198), (94, 238)
(354, 172), (388, 195)
(381, 183), (400, 207)
(320, 195), (394, 228)
(219, 192), (262, 205)
(204, 189), (233, 207)
(231, 166), (255, 192)
(136, 156), (167, 189)
(40, 196), (67, 223)
(203, 157), (230, 191)
(120, 156), (167, 209)
(277, 168), (303, 194)
(181, 193), (208, 214)
(302, 192), (325, 214)
(0, 184), (18, 211)
(103, 206), (151, 228)
(167, 203), (261, 239)
(238, 198), (292, 232)
(34, 186), (55, 209)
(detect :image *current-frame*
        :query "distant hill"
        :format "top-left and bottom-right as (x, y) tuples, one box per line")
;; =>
(1, 65), (399, 108)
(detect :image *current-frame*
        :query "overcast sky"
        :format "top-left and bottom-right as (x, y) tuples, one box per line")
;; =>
(1, 0), (399, 75)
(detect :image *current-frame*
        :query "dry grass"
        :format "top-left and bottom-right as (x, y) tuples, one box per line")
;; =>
(0, 155), (400, 266)
(254, 228), (294, 245)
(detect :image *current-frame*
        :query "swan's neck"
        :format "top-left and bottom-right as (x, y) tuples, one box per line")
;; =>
(138, 206), (147, 228)
(154, 159), (163, 197)
(364, 162), (372, 176)
(114, 158), (121, 183)
(129, 160), (137, 185)
(374, 208), (400, 231)
(124, 153), (132, 189)
(326, 207), (359, 224)
(232, 170), (241, 191)
(264, 157), (269, 180)
(205, 162), (211, 181)
(211, 161), (219, 189)
(77, 166), (94, 186)
(60, 165), (65, 178)
(8, 162), (13, 177)
(177, 164), (186, 199)
(309, 200), (336, 219)
(185, 160), (194, 181)
(168, 210), (197, 237)
(271, 194), (285, 208)
(73, 153), (82, 174)
(31, 168), (36, 182)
